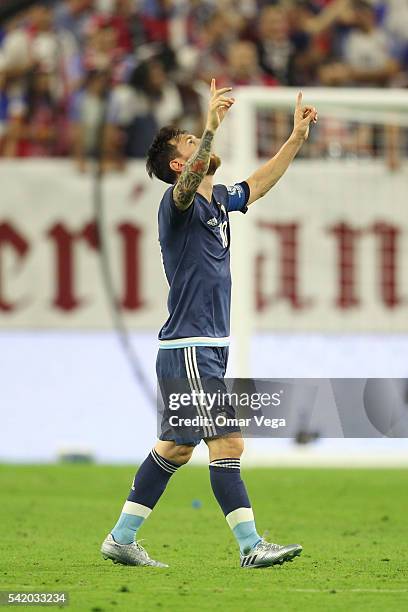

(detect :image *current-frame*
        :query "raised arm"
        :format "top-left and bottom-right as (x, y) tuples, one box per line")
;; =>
(245, 92), (317, 206)
(173, 79), (235, 211)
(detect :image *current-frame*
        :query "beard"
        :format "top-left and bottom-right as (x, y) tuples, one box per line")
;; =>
(207, 153), (221, 175)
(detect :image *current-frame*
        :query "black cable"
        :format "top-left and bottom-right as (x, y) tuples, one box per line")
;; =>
(92, 102), (156, 408)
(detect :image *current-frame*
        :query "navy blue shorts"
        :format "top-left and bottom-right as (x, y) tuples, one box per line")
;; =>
(156, 346), (240, 446)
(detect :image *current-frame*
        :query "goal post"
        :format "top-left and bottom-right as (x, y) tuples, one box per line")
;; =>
(217, 87), (408, 377)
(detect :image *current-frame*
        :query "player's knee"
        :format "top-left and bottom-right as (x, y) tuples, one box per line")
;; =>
(154, 441), (194, 465)
(209, 436), (244, 459)
(169, 444), (194, 465)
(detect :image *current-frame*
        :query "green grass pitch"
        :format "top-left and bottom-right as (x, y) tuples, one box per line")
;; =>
(1, 465), (407, 611)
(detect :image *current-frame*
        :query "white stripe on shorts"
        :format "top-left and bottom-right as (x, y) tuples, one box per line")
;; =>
(184, 347), (211, 438)
(190, 346), (217, 438)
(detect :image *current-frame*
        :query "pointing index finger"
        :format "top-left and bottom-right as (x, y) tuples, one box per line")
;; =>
(215, 87), (233, 97)
(211, 78), (216, 94)
(296, 91), (303, 108)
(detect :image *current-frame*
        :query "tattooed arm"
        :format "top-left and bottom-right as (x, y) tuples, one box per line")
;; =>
(173, 130), (215, 210)
(173, 78), (235, 211)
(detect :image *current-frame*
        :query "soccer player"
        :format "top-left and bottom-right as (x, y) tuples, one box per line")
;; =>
(101, 79), (317, 569)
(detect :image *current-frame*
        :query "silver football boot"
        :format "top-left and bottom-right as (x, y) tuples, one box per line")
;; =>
(240, 539), (302, 569)
(101, 534), (168, 567)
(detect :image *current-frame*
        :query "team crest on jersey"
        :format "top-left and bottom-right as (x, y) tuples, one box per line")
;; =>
(227, 184), (243, 197)
(207, 217), (218, 227)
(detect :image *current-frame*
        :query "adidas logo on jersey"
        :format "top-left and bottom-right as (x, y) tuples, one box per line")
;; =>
(207, 217), (218, 227)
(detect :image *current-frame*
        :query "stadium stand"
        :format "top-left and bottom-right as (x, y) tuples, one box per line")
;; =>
(0, 0), (407, 167)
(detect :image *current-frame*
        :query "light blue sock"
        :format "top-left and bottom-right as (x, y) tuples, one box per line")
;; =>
(111, 513), (144, 544)
(225, 507), (262, 554)
(233, 520), (262, 555)
(111, 502), (151, 544)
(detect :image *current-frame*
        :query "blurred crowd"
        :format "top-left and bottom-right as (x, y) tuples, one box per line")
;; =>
(0, 0), (407, 169)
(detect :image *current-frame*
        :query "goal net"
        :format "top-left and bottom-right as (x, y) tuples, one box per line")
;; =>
(219, 87), (408, 165)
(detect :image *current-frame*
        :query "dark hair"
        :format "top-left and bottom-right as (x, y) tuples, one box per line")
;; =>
(146, 126), (186, 184)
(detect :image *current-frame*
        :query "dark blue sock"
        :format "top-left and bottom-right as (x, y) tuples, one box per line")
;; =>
(209, 458), (261, 554)
(111, 449), (180, 544)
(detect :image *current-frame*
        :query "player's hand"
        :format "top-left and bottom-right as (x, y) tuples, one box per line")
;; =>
(205, 78), (235, 133)
(293, 91), (318, 142)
